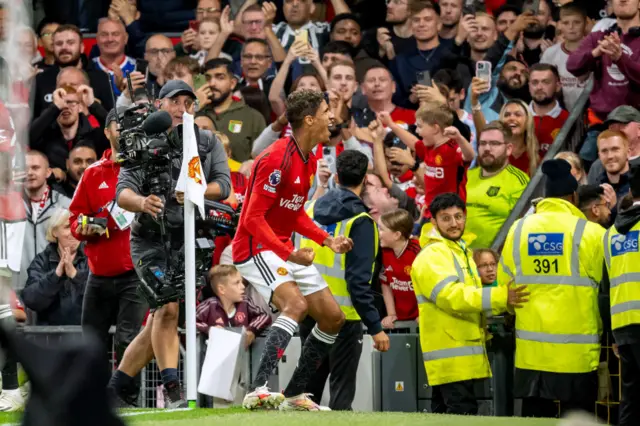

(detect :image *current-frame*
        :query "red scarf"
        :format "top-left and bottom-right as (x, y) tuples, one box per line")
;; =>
(29, 185), (50, 215)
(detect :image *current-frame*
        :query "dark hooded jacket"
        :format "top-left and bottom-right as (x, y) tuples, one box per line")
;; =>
(604, 203), (640, 345)
(311, 187), (382, 335)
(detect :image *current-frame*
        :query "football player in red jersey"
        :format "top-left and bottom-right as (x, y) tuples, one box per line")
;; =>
(233, 90), (353, 411)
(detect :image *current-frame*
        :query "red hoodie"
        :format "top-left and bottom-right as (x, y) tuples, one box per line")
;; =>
(69, 149), (135, 276)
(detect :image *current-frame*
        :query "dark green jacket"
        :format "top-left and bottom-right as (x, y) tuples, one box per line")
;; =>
(198, 100), (267, 162)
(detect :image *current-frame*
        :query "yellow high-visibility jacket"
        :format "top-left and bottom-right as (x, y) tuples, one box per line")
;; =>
(604, 221), (640, 331)
(297, 201), (379, 321)
(412, 227), (508, 386)
(498, 198), (604, 374)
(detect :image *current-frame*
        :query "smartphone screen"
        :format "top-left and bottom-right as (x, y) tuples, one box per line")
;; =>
(523, 0), (540, 14)
(475, 61), (492, 83)
(136, 59), (149, 78)
(295, 29), (309, 45)
(417, 71), (432, 87)
(462, 4), (475, 16)
(229, 0), (247, 21)
(189, 20), (200, 32)
(193, 74), (207, 90)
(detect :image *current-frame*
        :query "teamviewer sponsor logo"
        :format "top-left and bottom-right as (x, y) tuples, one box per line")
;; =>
(527, 233), (564, 256)
(611, 231), (639, 257)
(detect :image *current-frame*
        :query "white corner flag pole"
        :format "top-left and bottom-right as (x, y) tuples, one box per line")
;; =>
(184, 194), (198, 407)
(177, 112), (206, 408)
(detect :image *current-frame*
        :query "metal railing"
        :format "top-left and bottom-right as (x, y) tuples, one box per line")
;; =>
(490, 80), (594, 252)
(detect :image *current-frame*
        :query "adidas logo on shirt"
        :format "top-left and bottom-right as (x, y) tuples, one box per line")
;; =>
(294, 176), (300, 184)
(98, 182), (109, 189)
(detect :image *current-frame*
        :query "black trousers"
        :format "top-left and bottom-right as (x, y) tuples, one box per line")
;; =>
(81, 270), (148, 371)
(299, 317), (363, 410)
(619, 342), (640, 426)
(431, 379), (480, 415)
(517, 369), (598, 418)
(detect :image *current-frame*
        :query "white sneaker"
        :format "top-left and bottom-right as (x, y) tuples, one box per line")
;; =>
(19, 382), (29, 400)
(242, 383), (284, 410)
(0, 389), (25, 412)
(278, 393), (331, 411)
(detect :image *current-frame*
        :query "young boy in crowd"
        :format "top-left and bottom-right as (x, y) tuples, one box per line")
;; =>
(540, 3), (590, 111)
(413, 103), (475, 219)
(196, 265), (271, 348)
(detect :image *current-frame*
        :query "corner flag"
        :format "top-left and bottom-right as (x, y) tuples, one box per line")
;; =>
(176, 112), (207, 217)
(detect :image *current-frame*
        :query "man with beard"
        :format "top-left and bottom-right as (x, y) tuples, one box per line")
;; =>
(33, 25), (114, 118)
(528, 64), (569, 155)
(567, 0), (640, 124)
(588, 106), (640, 184)
(593, 130), (631, 224)
(366, 0), (415, 61)
(198, 58), (266, 162)
(29, 85), (109, 178)
(412, 192), (527, 414)
(463, 13), (538, 122)
(53, 142), (98, 199)
(577, 184), (612, 227)
(466, 121), (529, 248)
(439, 0), (463, 40)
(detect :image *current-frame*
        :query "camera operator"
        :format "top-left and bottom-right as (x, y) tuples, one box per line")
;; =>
(69, 107), (147, 375)
(109, 80), (231, 408)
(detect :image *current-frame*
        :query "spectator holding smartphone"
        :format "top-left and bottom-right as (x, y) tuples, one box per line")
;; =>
(378, 209), (420, 329)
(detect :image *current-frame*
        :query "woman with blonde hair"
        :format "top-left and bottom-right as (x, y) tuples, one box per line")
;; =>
(554, 151), (587, 185)
(471, 79), (540, 176)
(22, 209), (88, 325)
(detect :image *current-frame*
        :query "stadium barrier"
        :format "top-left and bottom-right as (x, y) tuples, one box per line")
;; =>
(17, 322), (620, 421)
(491, 79), (593, 252)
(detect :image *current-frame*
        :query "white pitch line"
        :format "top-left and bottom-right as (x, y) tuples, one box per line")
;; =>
(120, 408), (194, 417)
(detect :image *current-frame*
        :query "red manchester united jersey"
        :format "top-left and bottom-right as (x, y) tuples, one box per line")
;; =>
(380, 238), (420, 321)
(233, 137), (320, 263)
(415, 139), (469, 217)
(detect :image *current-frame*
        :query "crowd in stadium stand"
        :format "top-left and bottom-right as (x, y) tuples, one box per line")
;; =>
(1, 0), (640, 418)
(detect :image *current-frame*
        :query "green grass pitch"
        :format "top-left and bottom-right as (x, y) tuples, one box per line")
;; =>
(0, 408), (563, 426)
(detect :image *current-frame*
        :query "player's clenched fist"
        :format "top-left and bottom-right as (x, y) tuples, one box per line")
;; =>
(324, 235), (354, 254)
(288, 248), (315, 266)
